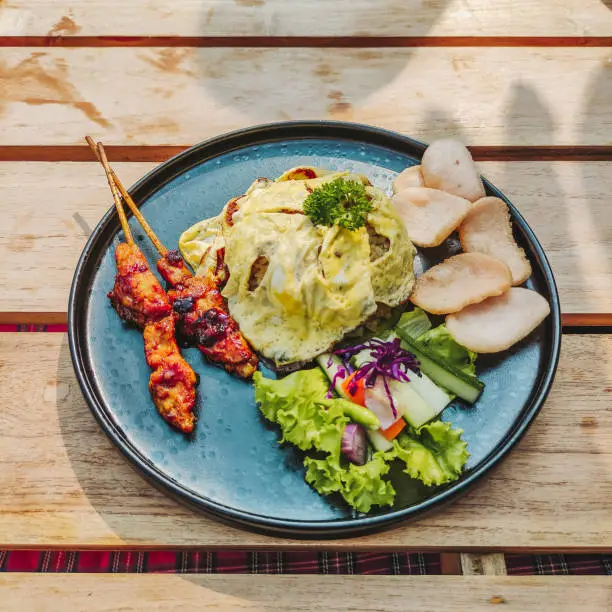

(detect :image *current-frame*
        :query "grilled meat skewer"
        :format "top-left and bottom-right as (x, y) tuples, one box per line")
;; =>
(88, 140), (258, 379)
(107, 242), (172, 328)
(158, 249), (258, 379)
(92, 138), (197, 433)
(143, 315), (197, 433)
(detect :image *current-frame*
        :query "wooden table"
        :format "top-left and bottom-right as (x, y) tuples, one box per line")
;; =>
(1, 2), (611, 609)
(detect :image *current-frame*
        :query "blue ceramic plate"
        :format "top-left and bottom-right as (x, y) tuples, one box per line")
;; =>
(69, 122), (561, 538)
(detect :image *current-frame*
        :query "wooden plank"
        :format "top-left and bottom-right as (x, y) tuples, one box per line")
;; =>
(2, 0), (612, 37)
(1, 575), (611, 612)
(0, 333), (610, 549)
(1, 161), (611, 316)
(0, 48), (610, 147)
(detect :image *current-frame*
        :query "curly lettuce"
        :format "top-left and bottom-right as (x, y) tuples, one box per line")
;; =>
(253, 369), (348, 453)
(395, 309), (480, 398)
(395, 307), (432, 339)
(305, 452), (395, 513)
(417, 324), (477, 379)
(254, 369), (394, 512)
(394, 421), (469, 487)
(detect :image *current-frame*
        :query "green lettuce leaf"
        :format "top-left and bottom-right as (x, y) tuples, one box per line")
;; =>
(303, 455), (344, 496)
(253, 369), (348, 452)
(304, 452), (396, 513)
(393, 421), (469, 487)
(396, 308), (432, 340)
(396, 309), (477, 379)
(254, 369), (396, 512)
(416, 324), (477, 379)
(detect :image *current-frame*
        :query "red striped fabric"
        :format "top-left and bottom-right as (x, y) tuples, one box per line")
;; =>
(505, 554), (612, 576)
(0, 551), (440, 575)
(0, 324), (68, 332)
(0, 550), (610, 574)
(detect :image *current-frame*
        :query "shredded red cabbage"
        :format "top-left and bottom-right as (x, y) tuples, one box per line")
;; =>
(325, 354), (355, 399)
(326, 365), (347, 399)
(333, 338), (420, 418)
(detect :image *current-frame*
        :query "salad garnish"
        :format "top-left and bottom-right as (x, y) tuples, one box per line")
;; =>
(333, 337), (421, 418)
(303, 178), (372, 230)
(253, 367), (470, 513)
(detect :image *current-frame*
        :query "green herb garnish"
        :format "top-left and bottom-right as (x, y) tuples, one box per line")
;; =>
(303, 178), (372, 231)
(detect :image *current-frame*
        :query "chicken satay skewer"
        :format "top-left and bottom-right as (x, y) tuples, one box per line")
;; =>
(85, 138), (258, 379)
(94, 140), (170, 328)
(129, 202), (258, 378)
(91, 138), (197, 433)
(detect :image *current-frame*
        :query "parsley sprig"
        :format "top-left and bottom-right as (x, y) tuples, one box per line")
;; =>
(303, 178), (372, 231)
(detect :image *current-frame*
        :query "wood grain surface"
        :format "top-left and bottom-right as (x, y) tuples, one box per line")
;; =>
(0, 333), (610, 549)
(2, 0), (612, 38)
(1, 0), (611, 574)
(1, 575), (611, 611)
(1, 161), (610, 316)
(0, 48), (610, 147)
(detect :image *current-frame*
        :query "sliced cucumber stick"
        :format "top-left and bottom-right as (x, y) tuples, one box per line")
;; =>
(385, 377), (440, 428)
(403, 369), (452, 415)
(353, 349), (447, 428)
(394, 331), (484, 403)
(317, 354), (347, 397)
(367, 429), (394, 452)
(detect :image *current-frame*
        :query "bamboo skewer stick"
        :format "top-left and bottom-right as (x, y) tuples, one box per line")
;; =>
(85, 136), (168, 256)
(94, 142), (134, 245)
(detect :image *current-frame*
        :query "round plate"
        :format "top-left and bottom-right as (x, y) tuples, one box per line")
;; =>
(69, 121), (561, 539)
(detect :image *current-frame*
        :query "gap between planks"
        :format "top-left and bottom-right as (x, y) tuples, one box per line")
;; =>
(1, 146), (612, 163)
(0, 36), (611, 48)
(1, 313), (610, 327)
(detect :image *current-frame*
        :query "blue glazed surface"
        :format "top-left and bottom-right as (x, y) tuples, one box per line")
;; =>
(83, 137), (550, 522)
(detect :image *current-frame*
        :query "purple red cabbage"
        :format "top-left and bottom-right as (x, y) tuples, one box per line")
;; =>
(325, 354), (354, 399)
(333, 338), (420, 419)
(326, 366), (347, 399)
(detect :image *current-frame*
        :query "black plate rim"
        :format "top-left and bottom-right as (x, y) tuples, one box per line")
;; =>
(68, 120), (562, 538)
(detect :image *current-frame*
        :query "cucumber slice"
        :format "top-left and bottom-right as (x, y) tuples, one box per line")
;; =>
(317, 354), (347, 397)
(394, 330), (484, 403)
(367, 429), (394, 453)
(383, 377), (438, 428)
(404, 369), (452, 415)
(353, 349), (447, 429)
(353, 349), (451, 416)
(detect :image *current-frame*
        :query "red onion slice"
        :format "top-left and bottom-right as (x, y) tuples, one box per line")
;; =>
(341, 423), (367, 466)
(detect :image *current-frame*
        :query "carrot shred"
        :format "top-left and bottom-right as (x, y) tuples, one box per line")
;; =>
(341, 371), (366, 406)
(381, 418), (406, 441)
